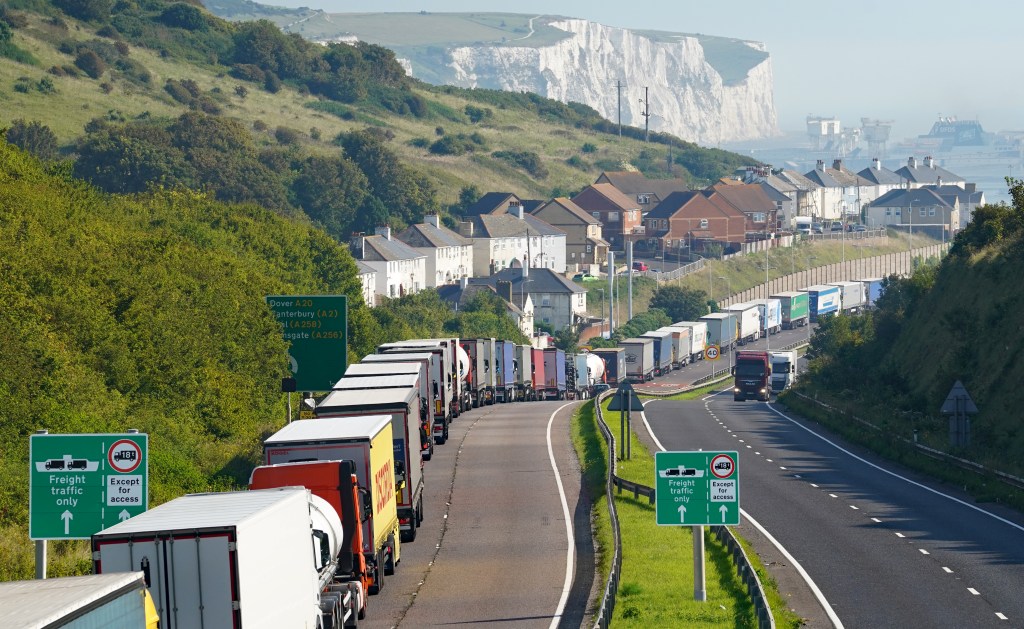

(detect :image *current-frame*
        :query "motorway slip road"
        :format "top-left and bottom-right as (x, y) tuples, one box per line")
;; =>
(643, 395), (1024, 628)
(361, 400), (595, 629)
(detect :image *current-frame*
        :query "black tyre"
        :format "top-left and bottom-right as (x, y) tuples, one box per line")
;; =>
(368, 551), (383, 594)
(384, 536), (396, 575)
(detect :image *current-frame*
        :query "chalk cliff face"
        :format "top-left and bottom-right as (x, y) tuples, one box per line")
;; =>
(436, 19), (777, 144)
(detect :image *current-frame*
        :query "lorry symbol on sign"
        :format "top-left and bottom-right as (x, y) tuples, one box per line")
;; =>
(36, 456), (99, 473)
(113, 450), (136, 463)
(659, 466), (704, 478)
(714, 460), (732, 472)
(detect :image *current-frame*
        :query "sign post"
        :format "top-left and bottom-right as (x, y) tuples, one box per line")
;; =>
(655, 451), (739, 601)
(608, 381), (644, 460)
(30, 431), (149, 574)
(266, 295), (348, 392)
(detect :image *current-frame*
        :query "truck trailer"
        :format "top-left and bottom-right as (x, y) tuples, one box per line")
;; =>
(368, 349), (452, 430)
(641, 329), (674, 375)
(733, 351), (772, 401)
(591, 348), (626, 386)
(858, 277), (885, 307)
(658, 326), (690, 368)
(93, 488), (356, 628)
(619, 337), (655, 382)
(542, 347), (567, 399)
(332, 373), (432, 460)
(771, 291), (810, 329)
(494, 340), (516, 402)
(514, 344), (533, 401)
(748, 298), (783, 336)
(672, 321), (708, 362)
(263, 415), (401, 594)
(804, 285), (841, 322)
(700, 313), (738, 352)
(530, 347), (546, 400)
(828, 281), (866, 313)
(725, 303), (761, 345)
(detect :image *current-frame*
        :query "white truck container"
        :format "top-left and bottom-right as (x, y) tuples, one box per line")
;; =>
(314, 387), (426, 542)
(858, 277), (885, 307)
(657, 326), (690, 368)
(748, 298), (783, 335)
(672, 321), (707, 361)
(828, 281), (867, 313)
(619, 337), (655, 382)
(769, 351), (798, 392)
(362, 351), (448, 434)
(725, 303), (762, 345)
(333, 372), (432, 461)
(379, 339), (464, 415)
(513, 344), (533, 401)
(93, 488), (349, 629)
(640, 329), (674, 375)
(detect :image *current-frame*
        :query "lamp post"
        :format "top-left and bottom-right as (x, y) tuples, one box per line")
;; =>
(597, 288), (606, 339)
(717, 276), (731, 305)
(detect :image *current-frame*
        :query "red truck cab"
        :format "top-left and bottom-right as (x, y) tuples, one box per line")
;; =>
(732, 351), (772, 401)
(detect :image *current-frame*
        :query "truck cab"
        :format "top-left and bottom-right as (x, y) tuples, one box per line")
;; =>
(733, 351), (772, 401)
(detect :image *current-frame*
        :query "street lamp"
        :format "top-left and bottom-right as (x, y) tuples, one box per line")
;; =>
(596, 288), (606, 339)
(717, 276), (731, 304)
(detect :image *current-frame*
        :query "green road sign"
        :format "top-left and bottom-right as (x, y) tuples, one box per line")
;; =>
(267, 295), (348, 392)
(30, 433), (148, 540)
(655, 451), (739, 526)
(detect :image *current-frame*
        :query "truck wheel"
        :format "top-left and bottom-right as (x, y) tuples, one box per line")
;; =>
(384, 536), (396, 575)
(416, 496), (424, 527)
(369, 552), (383, 595)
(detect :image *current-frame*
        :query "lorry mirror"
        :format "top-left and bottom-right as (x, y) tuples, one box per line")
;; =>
(395, 460), (406, 478)
(730, 367), (736, 375)
(359, 487), (372, 522)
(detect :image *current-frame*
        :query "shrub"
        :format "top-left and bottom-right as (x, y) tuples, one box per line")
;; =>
(263, 71), (282, 94)
(274, 126), (301, 145)
(164, 79), (194, 105)
(492, 150), (548, 178)
(252, 120), (268, 132)
(13, 77), (31, 93)
(36, 77), (56, 94)
(309, 127), (321, 141)
(114, 41), (129, 56)
(159, 3), (208, 31)
(234, 85), (247, 98)
(96, 24), (120, 40)
(0, 8), (28, 29)
(582, 142), (598, 153)
(54, 0), (114, 22)
(100, 82), (114, 93)
(114, 58), (151, 85)
(229, 64), (265, 83)
(74, 50), (106, 79)
(5, 119), (59, 160)
(465, 104), (492, 123)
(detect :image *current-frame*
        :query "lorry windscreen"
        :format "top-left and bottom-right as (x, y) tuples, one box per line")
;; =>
(735, 364), (766, 377)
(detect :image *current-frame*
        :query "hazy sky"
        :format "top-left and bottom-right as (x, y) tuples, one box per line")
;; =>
(265, 0), (1023, 142)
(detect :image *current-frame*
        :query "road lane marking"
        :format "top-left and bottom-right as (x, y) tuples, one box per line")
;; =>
(766, 458), (774, 462)
(766, 403), (1024, 534)
(996, 612), (1007, 620)
(968, 588), (980, 595)
(943, 567), (953, 573)
(779, 466), (787, 470)
(829, 493), (838, 498)
(895, 533), (905, 538)
(850, 505), (859, 510)
(546, 402), (577, 629)
(810, 483), (819, 488)
(919, 549), (929, 555)
(871, 518), (882, 523)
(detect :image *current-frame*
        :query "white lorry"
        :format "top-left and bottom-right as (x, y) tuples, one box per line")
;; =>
(92, 487), (357, 629)
(769, 350), (798, 392)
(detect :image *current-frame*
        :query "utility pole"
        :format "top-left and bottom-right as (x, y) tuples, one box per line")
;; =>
(627, 240), (634, 320)
(616, 80), (624, 138)
(639, 87), (651, 143)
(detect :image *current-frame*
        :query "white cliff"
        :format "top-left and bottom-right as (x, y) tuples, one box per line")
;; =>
(439, 19), (777, 144)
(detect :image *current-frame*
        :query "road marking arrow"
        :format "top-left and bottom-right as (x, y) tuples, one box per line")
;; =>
(719, 504), (728, 523)
(678, 504), (687, 523)
(61, 510), (73, 535)
(119, 509), (130, 522)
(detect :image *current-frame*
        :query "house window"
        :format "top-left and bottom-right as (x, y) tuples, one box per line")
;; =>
(886, 208), (892, 216)
(752, 213), (766, 223)
(895, 209), (901, 216)
(592, 212), (601, 220)
(541, 296), (551, 307)
(700, 219), (708, 229)
(920, 207), (927, 217)
(637, 194), (650, 204)
(608, 211), (619, 222)
(929, 208), (935, 216)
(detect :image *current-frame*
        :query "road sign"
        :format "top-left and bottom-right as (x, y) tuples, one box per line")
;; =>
(704, 345), (721, 361)
(30, 433), (148, 540)
(267, 295), (348, 391)
(607, 380), (645, 411)
(655, 451), (739, 526)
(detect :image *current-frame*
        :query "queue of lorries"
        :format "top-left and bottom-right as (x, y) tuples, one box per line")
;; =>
(89, 337), (609, 629)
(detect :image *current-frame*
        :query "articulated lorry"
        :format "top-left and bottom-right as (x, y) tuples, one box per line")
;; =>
(725, 303), (761, 345)
(314, 388), (425, 543)
(769, 350), (798, 392)
(335, 371), (432, 461)
(514, 344), (533, 401)
(859, 277), (885, 307)
(620, 337), (655, 382)
(542, 347), (567, 399)
(771, 291), (809, 329)
(658, 326), (690, 368)
(494, 340), (516, 402)
(733, 351), (772, 401)
(749, 298), (783, 336)
(530, 347), (546, 399)
(367, 349), (451, 437)
(804, 285), (841, 322)
(263, 415), (401, 594)
(700, 313), (738, 352)
(591, 347), (625, 386)
(93, 487), (359, 628)
(672, 321), (708, 362)
(641, 329), (674, 375)
(829, 281), (866, 313)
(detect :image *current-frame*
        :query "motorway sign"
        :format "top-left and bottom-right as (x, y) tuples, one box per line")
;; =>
(267, 295), (348, 391)
(655, 451), (739, 526)
(30, 433), (148, 540)
(704, 345), (721, 361)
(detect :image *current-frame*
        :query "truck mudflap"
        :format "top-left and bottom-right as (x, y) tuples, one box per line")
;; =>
(432, 418), (448, 445)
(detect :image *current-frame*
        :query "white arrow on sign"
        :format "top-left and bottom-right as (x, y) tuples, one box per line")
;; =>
(719, 504), (728, 523)
(61, 510), (73, 535)
(678, 504), (687, 523)
(119, 509), (131, 522)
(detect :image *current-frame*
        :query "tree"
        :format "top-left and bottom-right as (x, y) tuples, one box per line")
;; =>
(54, 0), (113, 21)
(649, 285), (709, 321)
(75, 50), (106, 79)
(5, 120), (59, 161)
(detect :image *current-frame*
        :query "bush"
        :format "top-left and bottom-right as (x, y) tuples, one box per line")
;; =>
(582, 142), (598, 153)
(74, 50), (106, 79)
(274, 126), (301, 145)
(164, 79), (194, 105)
(492, 150), (548, 178)
(5, 119), (59, 161)
(264, 71), (282, 94)
(465, 104), (493, 123)
(160, 3), (208, 31)
(96, 24), (120, 40)
(54, 0), (114, 21)
(0, 8), (28, 29)
(230, 64), (265, 84)
(252, 120), (268, 132)
(234, 85), (247, 98)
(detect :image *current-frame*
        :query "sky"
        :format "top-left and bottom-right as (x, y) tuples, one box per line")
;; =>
(264, 0), (1024, 143)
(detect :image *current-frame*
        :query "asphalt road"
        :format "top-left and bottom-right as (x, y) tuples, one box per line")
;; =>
(361, 399), (594, 629)
(642, 395), (1024, 628)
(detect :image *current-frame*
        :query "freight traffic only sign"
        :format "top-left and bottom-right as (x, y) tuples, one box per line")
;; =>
(267, 295), (348, 391)
(29, 433), (148, 540)
(655, 451), (739, 526)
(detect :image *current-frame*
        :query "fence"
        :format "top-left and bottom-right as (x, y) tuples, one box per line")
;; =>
(591, 388), (775, 628)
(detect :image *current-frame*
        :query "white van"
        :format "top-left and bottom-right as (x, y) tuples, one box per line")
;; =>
(793, 216), (812, 234)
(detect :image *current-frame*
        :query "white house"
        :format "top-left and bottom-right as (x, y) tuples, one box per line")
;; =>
(397, 215), (474, 288)
(459, 206), (567, 276)
(865, 188), (960, 239)
(355, 261), (377, 306)
(804, 159), (873, 222)
(350, 227), (426, 300)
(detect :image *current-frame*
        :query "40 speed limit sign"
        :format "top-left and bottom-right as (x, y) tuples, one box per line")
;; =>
(704, 345), (721, 360)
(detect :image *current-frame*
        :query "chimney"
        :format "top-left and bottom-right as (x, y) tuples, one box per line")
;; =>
(459, 221), (474, 238)
(374, 225), (391, 240)
(924, 156), (934, 169)
(872, 158), (881, 170)
(966, 183), (976, 193)
(522, 254), (529, 278)
(510, 205), (525, 220)
(424, 214), (441, 228)
(496, 280), (513, 303)
(832, 159), (843, 171)
(936, 176), (943, 187)
(908, 156), (917, 168)
(460, 276), (468, 290)
(816, 159), (825, 171)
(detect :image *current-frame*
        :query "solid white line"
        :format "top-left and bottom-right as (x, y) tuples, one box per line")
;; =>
(546, 402), (577, 629)
(766, 403), (1024, 534)
(811, 483), (819, 488)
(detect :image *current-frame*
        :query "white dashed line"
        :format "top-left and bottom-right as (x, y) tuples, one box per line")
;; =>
(828, 493), (838, 498)
(919, 549), (929, 555)
(746, 445), (752, 449)
(779, 466), (787, 470)
(850, 505), (859, 510)
(794, 474), (802, 478)
(968, 588), (980, 595)
(766, 458), (774, 462)
(942, 567), (953, 573)
(739, 439), (745, 443)
(755, 451), (761, 455)
(996, 612), (1007, 620)
(895, 533), (905, 538)
(871, 518), (882, 523)
(810, 483), (819, 488)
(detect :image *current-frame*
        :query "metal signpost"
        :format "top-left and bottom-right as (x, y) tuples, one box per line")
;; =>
(266, 295), (348, 392)
(608, 380), (644, 460)
(655, 450), (740, 601)
(30, 432), (149, 576)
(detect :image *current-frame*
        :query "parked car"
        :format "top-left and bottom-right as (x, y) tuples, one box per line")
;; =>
(829, 221), (844, 232)
(572, 272), (597, 282)
(812, 222), (824, 234)
(632, 262), (649, 271)
(852, 224), (868, 232)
